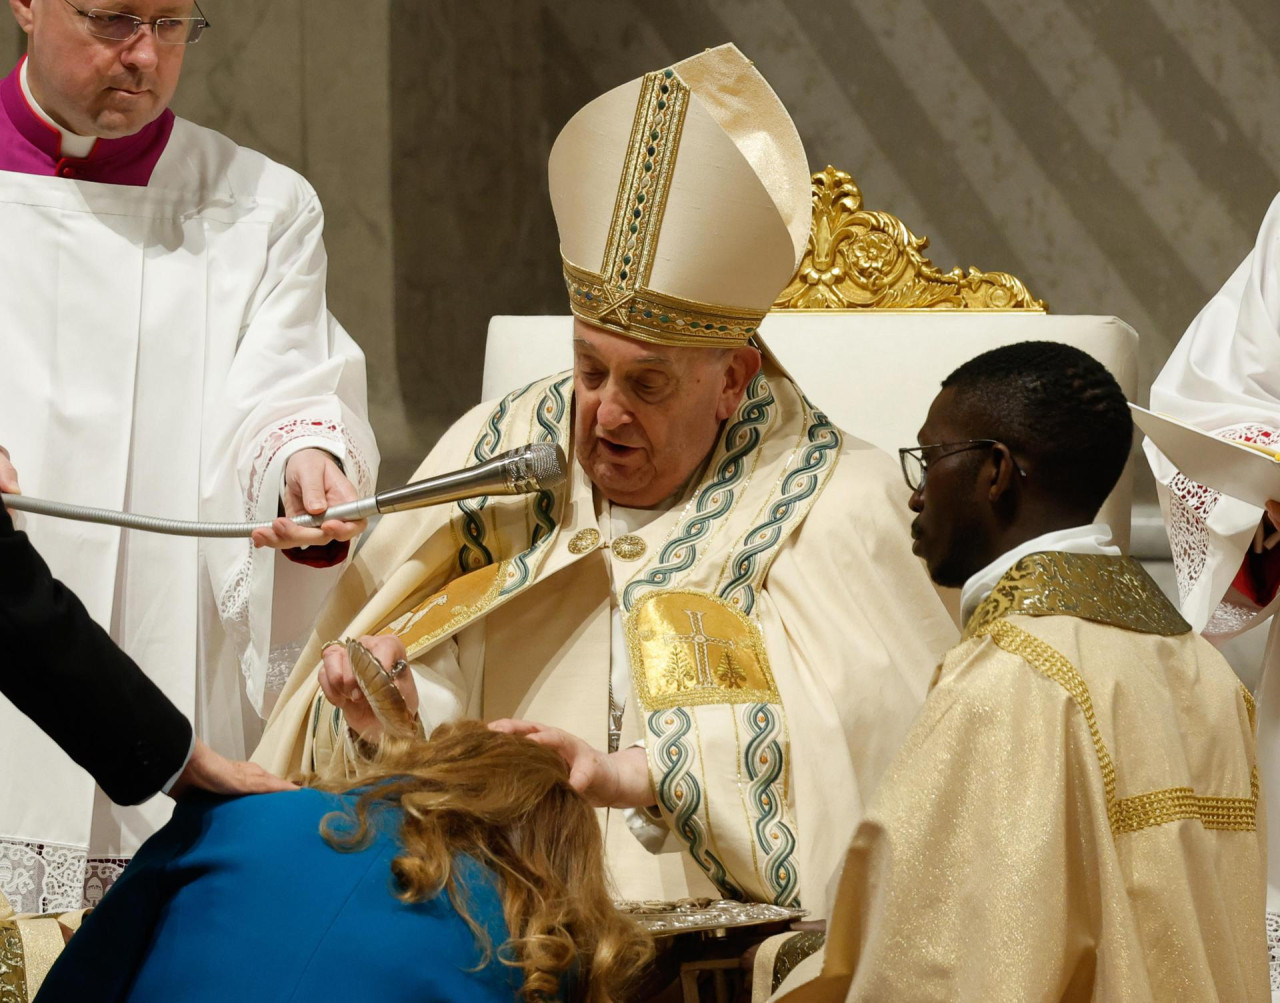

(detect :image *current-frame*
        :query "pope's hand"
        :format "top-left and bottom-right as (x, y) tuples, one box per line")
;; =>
(317, 634), (418, 740)
(488, 719), (655, 808)
(251, 448), (366, 550)
(168, 738), (296, 799)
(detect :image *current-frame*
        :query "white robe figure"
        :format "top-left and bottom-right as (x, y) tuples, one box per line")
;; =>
(256, 364), (957, 911)
(0, 117), (379, 912)
(1146, 190), (1280, 996)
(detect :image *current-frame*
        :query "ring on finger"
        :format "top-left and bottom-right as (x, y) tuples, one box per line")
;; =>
(321, 638), (346, 651)
(388, 658), (409, 679)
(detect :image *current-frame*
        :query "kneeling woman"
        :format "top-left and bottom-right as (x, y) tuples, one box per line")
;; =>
(36, 721), (652, 1002)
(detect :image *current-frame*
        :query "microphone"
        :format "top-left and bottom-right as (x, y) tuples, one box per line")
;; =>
(289, 443), (568, 528)
(0, 443), (568, 539)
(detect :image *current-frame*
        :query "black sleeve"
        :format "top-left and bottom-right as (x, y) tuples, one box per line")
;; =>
(0, 506), (193, 805)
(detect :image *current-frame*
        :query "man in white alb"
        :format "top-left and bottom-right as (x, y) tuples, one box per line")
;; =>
(0, 0), (378, 911)
(1146, 190), (1280, 995)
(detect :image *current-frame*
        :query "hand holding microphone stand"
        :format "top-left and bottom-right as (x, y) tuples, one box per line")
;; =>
(0, 444), (568, 539)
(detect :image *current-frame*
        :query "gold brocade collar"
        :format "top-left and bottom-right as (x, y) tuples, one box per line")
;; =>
(962, 552), (1191, 641)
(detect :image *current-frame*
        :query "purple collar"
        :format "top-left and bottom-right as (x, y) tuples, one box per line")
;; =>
(0, 58), (174, 186)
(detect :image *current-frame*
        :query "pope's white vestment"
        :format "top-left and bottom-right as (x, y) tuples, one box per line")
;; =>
(1147, 189), (1280, 996)
(256, 364), (957, 911)
(0, 118), (379, 911)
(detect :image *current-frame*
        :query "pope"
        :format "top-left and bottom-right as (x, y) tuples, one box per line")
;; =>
(255, 43), (956, 911)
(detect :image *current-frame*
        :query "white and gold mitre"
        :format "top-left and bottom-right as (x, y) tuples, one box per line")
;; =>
(549, 43), (811, 348)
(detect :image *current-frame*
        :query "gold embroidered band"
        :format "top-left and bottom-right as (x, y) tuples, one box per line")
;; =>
(603, 67), (688, 292)
(563, 259), (765, 348)
(1110, 774), (1258, 834)
(963, 552), (1191, 640)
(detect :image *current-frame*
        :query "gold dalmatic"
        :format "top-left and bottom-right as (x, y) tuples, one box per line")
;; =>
(966, 552), (1258, 838)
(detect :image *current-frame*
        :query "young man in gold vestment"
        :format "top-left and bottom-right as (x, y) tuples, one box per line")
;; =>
(776, 342), (1267, 1002)
(253, 44), (957, 912)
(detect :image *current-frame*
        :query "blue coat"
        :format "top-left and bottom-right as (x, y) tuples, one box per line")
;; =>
(36, 788), (528, 1001)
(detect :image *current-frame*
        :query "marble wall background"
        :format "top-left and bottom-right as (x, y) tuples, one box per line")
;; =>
(6, 1), (1280, 496)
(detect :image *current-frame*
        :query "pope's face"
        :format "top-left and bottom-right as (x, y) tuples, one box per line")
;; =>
(11, 0), (192, 139)
(572, 319), (759, 508)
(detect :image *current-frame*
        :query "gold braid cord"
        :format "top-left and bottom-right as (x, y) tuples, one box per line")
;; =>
(774, 166), (1047, 311)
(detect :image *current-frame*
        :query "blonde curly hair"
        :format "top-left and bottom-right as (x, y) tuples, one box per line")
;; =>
(309, 720), (653, 1001)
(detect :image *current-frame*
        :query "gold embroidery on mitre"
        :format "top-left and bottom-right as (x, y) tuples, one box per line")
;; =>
(611, 534), (647, 561)
(567, 528), (601, 555)
(381, 562), (507, 659)
(626, 590), (778, 712)
(603, 67), (688, 294)
(564, 260), (765, 347)
(963, 552), (1191, 641)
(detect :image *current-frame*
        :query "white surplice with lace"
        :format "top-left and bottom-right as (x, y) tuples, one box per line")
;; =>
(0, 112), (378, 912)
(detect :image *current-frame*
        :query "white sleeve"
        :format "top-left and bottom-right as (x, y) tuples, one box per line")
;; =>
(201, 185), (380, 716)
(411, 637), (471, 734)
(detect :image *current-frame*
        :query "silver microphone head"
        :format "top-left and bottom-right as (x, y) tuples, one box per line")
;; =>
(503, 443), (568, 493)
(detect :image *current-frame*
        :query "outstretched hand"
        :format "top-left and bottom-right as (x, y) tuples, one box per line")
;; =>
(488, 719), (654, 808)
(168, 738), (296, 799)
(251, 448), (366, 550)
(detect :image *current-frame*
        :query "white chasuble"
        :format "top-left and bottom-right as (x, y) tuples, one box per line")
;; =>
(256, 364), (955, 911)
(1146, 190), (1280, 995)
(0, 119), (378, 912)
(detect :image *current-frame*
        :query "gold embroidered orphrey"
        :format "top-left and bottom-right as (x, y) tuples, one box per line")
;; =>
(774, 166), (1046, 312)
(562, 67), (766, 348)
(626, 590), (778, 712)
(963, 552), (1191, 640)
(380, 562), (508, 660)
(967, 552), (1256, 838)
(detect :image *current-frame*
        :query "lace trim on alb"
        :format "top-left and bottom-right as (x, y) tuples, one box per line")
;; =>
(0, 838), (129, 913)
(1268, 909), (1280, 990)
(1205, 598), (1264, 636)
(267, 641), (304, 696)
(217, 417), (373, 629)
(1166, 422), (1277, 621)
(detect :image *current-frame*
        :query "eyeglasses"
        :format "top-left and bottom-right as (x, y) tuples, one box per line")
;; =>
(897, 439), (1025, 493)
(61, 0), (211, 44)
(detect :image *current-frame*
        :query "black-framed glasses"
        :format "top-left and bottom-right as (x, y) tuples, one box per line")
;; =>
(898, 439), (1025, 493)
(61, 0), (211, 44)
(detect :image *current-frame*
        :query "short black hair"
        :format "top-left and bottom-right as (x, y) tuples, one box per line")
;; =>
(940, 341), (1132, 518)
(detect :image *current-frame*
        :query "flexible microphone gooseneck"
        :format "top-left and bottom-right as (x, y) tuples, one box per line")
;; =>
(0, 443), (568, 539)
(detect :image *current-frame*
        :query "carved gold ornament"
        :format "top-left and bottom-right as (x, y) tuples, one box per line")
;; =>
(773, 166), (1047, 311)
